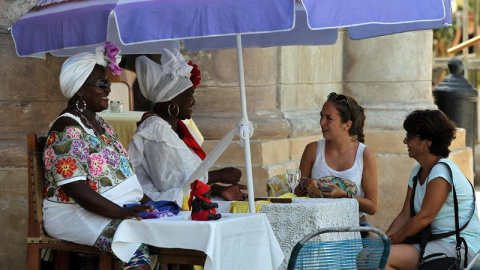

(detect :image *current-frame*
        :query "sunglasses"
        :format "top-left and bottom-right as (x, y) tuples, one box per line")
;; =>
(327, 92), (353, 121)
(83, 79), (111, 90)
(405, 133), (419, 141)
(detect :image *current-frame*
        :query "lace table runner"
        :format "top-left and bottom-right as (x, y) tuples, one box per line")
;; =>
(259, 198), (359, 270)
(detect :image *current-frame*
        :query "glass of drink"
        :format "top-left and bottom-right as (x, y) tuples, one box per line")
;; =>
(286, 169), (301, 203)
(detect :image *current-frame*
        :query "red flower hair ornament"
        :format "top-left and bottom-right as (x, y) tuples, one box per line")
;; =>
(188, 61), (201, 89)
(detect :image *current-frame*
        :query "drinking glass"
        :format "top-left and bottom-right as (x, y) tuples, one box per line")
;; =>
(285, 169), (301, 203)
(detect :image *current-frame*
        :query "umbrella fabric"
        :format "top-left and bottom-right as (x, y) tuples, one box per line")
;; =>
(185, 0), (452, 51)
(12, 0), (115, 57)
(11, 0), (451, 57)
(11, 0), (453, 213)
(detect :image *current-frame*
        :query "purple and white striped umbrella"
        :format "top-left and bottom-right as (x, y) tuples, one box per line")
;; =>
(11, 0), (452, 212)
(12, 0), (451, 57)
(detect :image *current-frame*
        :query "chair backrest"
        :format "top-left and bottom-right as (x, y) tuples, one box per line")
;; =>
(27, 132), (47, 239)
(287, 226), (391, 270)
(109, 81), (133, 111)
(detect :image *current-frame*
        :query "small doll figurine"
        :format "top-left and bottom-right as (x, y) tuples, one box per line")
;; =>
(188, 180), (221, 221)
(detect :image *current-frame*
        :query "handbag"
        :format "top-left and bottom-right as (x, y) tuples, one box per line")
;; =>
(419, 253), (459, 270)
(317, 176), (358, 197)
(406, 161), (475, 270)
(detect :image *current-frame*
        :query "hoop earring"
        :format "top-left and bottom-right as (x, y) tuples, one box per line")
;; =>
(168, 102), (179, 118)
(76, 98), (87, 113)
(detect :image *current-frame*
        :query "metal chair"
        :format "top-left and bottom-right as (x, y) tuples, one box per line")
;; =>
(465, 250), (480, 270)
(287, 226), (391, 270)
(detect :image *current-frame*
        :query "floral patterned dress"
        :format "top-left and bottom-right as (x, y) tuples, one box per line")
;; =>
(42, 113), (144, 246)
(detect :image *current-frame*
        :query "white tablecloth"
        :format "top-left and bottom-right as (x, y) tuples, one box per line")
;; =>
(259, 198), (359, 269)
(112, 212), (284, 270)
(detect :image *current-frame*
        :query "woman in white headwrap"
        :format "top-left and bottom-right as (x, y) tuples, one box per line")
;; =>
(128, 49), (247, 206)
(43, 42), (153, 269)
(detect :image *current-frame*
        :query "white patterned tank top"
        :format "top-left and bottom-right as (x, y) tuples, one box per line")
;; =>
(311, 139), (366, 216)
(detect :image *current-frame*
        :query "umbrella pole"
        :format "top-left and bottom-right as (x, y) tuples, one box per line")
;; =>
(235, 34), (255, 213)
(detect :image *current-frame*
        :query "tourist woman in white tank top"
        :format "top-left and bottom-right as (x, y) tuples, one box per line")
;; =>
(295, 92), (378, 229)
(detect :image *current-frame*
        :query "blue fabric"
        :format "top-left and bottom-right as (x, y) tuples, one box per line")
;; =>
(149, 200), (180, 215)
(359, 220), (372, 238)
(125, 200), (180, 218)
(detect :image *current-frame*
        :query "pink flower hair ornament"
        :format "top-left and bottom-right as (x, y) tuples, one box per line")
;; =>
(94, 42), (122, 76)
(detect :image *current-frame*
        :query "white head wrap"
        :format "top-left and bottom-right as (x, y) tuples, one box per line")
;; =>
(60, 44), (122, 99)
(135, 49), (193, 103)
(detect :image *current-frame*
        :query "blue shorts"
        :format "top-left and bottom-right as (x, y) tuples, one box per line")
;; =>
(359, 220), (372, 238)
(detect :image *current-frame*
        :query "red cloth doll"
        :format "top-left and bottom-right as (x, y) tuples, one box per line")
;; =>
(188, 180), (221, 221)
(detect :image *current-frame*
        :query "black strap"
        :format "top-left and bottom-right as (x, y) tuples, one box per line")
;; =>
(410, 161), (476, 267)
(440, 161), (473, 268)
(410, 168), (422, 218)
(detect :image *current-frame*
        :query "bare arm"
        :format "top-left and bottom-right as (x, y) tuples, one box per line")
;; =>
(356, 147), (378, 215)
(208, 167), (242, 185)
(295, 142), (318, 195)
(299, 141), (317, 178)
(62, 181), (153, 221)
(389, 178), (450, 243)
(140, 194), (153, 204)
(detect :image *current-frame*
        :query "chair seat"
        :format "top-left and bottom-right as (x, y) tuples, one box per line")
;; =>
(28, 235), (104, 254)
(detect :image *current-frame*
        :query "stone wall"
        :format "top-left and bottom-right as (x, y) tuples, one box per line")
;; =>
(0, 35), (66, 269)
(1, 1), (67, 266)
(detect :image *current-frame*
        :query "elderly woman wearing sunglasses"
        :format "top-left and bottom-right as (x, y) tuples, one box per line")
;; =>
(43, 43), (154, 269)
(295, 92), (378, 233)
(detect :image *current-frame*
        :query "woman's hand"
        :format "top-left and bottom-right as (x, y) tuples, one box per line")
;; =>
(320, 184), (348, 198)
(209, 167), (242, 185)
(389, 233), (404, 245)
(212, 184), (247, 201)
(123, 204), (154, 221)
(302, 178), (321, 198)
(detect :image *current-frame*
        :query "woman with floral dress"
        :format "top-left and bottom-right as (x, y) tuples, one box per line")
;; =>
(43, 43), (153, 270)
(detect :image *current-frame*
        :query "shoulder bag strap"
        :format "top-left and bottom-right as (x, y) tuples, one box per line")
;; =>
(410, 168), (422, 217)
(437, 161), (476, 268)
(430, 162), (476, 239)
(410, 168), (432, 261)
(416, 161), (476, 266)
